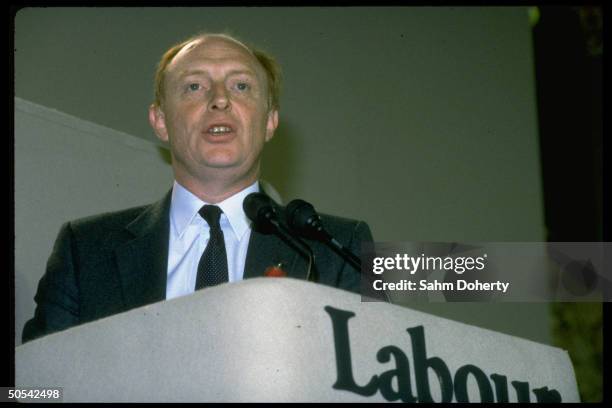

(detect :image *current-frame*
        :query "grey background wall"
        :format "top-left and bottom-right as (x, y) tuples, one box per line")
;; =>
(14, 7), (549, 345)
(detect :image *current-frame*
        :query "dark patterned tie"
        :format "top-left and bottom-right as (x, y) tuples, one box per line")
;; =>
(195, 205), (229, 290)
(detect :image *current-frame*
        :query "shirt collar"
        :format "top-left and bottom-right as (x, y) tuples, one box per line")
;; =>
(170, 180), (259, 241)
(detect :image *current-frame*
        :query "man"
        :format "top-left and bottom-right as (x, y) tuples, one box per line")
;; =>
(22, 33), (373, 343)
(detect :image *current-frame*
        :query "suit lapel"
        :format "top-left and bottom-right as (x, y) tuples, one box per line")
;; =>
(115, 190), (172, 311)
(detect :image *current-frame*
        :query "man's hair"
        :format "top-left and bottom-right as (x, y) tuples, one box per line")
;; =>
(153, 32), (281, 111)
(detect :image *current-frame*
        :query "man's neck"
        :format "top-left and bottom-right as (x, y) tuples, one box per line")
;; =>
(175, 175), (258, 204)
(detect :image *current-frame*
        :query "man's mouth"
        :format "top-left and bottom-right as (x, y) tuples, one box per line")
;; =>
(207, 125), (234, 134)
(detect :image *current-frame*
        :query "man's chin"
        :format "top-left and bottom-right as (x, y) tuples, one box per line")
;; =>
(198, 148), (243, 168)
(203, 158), (241, 169)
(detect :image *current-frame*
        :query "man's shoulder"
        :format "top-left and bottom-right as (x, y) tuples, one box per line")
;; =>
(318, 212), (362, 227)
(69, 204), (152, 231)
(63, 201), (165, 251)
(317, 212), (372, 240)
(42, 202), (163, 262)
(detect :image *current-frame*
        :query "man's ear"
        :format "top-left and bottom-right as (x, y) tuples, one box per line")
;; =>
(265, 109), (279, 142)
(148, 103), (169, 142)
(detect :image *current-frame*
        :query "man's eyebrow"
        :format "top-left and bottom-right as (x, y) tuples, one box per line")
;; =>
(176, 69), (208, 79)
(227, 68), (258, 77)
(176, 68), (258, 79)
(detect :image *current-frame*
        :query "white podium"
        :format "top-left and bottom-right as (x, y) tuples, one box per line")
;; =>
(15, 278), (579, 402)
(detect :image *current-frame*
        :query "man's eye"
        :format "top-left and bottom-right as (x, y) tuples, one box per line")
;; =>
(187, 83), (201, 92)
(236, 82), (250, 91)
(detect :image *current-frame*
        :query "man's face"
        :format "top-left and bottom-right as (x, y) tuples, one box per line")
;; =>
(149, 36), (278, 189)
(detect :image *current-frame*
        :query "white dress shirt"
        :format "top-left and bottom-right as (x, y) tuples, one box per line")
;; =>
(165, 180), (258, 300)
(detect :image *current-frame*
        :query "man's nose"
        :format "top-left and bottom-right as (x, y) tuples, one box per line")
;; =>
(208, 84), (230, 111)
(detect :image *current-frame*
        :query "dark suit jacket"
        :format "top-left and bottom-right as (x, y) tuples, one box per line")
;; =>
(22, 190), (373, 343)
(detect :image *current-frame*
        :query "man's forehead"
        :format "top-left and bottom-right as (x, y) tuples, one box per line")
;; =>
(186, 35), (252, 53)
(170, 36), (258, 70)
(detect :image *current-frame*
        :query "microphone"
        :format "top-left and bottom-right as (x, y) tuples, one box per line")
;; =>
(286, 199), (392, 304)
(243, 193), (316, 282)
(243, 192), (280, 230)
(286, 199), (361, 271)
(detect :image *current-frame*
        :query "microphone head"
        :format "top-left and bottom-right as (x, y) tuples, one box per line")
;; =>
(243, 192), (278, 233)
(286, 199), (327, 241)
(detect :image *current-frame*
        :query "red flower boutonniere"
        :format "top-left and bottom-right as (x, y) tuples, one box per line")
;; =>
(264, 263), (287, 277)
